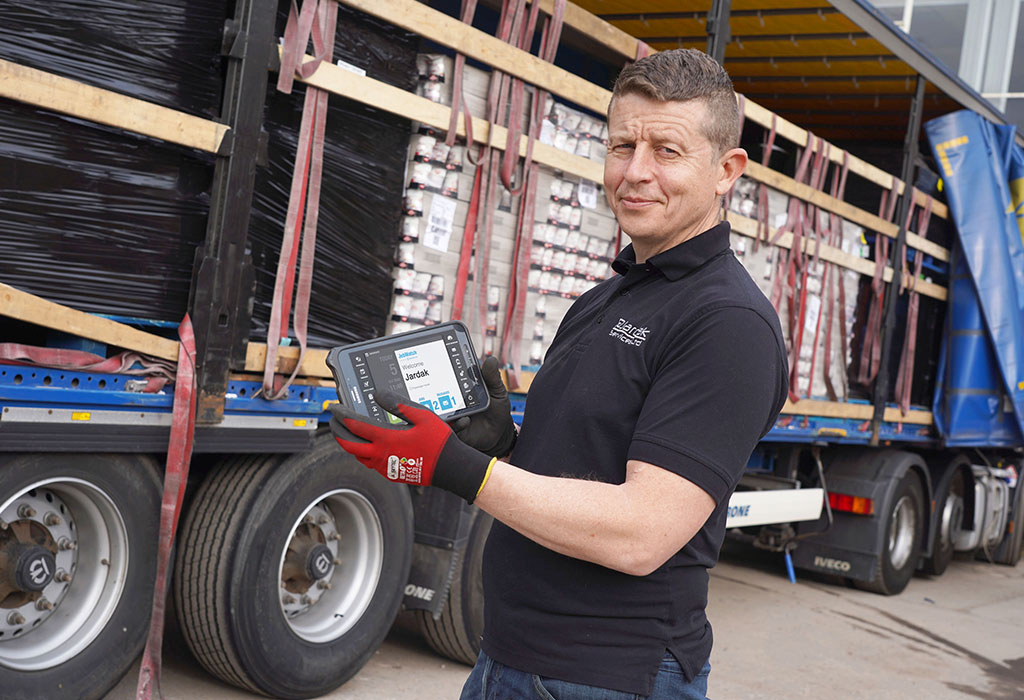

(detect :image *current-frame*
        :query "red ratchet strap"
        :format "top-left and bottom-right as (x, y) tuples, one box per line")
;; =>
(822, 152), (850, 402)
(768, 134), (815, 308)
(787, 137), (828, 400)
(466, 0), (519, 338)
(858, 183), (899, 385)
(499, 0), (543, 194)
(800, 140), (831, 399)
(451, 168), (484, 321)
(445, 0), (479, 155)
(135, 315), (197, 700)
(263, 0), (338, 400)
(0, 344), (173, 391)
(754, 114), (777, 252)
(894, 196), (932, 414)
(500, 0), (566, 389)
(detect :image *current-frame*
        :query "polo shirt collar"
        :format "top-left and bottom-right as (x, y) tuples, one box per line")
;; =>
(611, 221), (731, 281)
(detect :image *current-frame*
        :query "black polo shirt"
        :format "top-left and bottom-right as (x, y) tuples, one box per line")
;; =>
(480, 221), (788, 695)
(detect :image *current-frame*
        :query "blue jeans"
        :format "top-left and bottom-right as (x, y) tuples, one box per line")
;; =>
(459, 650), (711, 700)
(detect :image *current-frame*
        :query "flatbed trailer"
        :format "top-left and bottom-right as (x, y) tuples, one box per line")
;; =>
(1, 1), (1022, 699)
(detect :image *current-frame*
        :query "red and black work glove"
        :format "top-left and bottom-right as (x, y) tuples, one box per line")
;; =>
(449, 356), (518, 458)
(330, 389), (496, 504)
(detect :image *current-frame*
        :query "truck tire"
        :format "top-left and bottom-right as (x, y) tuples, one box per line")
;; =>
(992, 480), (1023, 566)
(922, 464), (967, 576)
(174, 437), (413, 698)
(416, 508), (492, 665)
(857, 470), (925, 595)
(0, 452), (161, 700)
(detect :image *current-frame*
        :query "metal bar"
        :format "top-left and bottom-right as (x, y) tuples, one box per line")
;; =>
(189, 0), (277, 425)
(600, 8), (842, 22)
(869, 74), (926, 446)
(827, 0), (1024, 147)
(641, 31), (870, 44)
(706, 0), (732, 65)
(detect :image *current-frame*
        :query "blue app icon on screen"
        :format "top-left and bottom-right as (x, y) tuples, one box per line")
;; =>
(438, 393), (453, 411)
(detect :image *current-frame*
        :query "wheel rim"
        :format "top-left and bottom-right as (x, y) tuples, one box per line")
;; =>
(888, 495), (917, 570)
(277, 489), (383, 643)
(0, 478), (129, 671)
(938, 493), (964, 552)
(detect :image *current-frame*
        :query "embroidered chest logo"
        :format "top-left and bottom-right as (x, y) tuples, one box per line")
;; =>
(609, 317), (650, 347)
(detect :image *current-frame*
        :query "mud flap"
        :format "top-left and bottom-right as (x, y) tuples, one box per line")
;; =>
(403, 487), (474, 616)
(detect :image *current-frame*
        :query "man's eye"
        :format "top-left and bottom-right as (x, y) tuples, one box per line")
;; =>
(613, 143), (634, 152)
(658, 147), (679, 156)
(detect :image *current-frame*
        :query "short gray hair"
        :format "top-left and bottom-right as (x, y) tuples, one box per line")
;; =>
(610, 49), (740, 156)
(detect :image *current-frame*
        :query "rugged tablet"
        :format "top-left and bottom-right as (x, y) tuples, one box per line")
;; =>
(326, 321), (490, 424)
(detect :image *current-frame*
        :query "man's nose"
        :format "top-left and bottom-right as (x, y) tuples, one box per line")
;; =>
(622, 143), (654, 183)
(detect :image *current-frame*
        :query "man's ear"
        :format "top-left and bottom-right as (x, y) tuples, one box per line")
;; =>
(715, 147), (748, 196)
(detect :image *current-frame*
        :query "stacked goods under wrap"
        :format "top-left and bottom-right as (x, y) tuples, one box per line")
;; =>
(0, 1), (416, 350)
(396, 55), (619, 369)
(0, 0), (227, 322)
(249, 4), (418, 348)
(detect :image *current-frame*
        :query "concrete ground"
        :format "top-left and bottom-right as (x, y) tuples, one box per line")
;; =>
(106, 544), (1024, 700)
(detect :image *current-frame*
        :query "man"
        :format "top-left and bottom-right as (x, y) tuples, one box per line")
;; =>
(332, 49), (788, 699)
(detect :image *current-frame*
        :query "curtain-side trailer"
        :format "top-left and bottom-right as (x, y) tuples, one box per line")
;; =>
(0, 1), (1021, 699)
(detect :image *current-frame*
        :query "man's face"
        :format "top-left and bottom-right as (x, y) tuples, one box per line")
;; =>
(604, 93), (734, 259)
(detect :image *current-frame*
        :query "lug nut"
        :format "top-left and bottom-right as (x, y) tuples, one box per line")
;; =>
(317, 516), (330, 525)
(300, 595), (313, 605)
(44, 512), (62, 527)
(17, 504), (36, 519)
(58, 538), (76, 551)
(7, 612), (26, 626)
(333, 558), (341, 566)
(317, 580), (332, 590)
(332, 533), (342, 541)
(0, 519), (8, 530)
(55, 570), (72, 583)
(283, 595), (296, 605)
(36, 598), (54, 612)
(303, 515), (314, 525)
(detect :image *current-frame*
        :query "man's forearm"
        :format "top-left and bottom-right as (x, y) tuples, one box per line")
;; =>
(473, 459), (715, 577)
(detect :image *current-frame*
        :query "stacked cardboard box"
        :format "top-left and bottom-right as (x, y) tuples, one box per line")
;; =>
(390, 56), (619, 371)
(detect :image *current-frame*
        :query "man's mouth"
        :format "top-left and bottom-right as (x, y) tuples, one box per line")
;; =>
(619, 195), (658, 209)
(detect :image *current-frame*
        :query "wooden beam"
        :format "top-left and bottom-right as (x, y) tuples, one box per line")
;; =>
(339, 0), (611, 115)
(521, 1), (950, 220)
(744, 161), (949, 262)
(0, 283), (179, 361)
(291, 52), (604, 182)
(0, 59), (229, 154)
(781, 398), (933, 426)
(725, 212), (948, 302)
(245, 342), (332, 379)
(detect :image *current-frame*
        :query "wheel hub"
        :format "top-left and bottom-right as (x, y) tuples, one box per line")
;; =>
(280, 504), (339, 617)
(0, 489), (77, 642)
(11, 544), (56, 593)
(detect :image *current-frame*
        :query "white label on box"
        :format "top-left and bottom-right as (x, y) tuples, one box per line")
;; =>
(336, 59), (367, 76)
(578, 180), (598, 209)
(423, 195), (458, 252)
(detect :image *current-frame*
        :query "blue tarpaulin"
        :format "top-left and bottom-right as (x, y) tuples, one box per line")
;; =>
(925, 110), (1024, 445)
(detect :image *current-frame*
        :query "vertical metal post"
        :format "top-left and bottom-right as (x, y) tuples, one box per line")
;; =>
(706, 0), (732, 64)
(870, 74), (926, 445)
(190, 0), (277, 425)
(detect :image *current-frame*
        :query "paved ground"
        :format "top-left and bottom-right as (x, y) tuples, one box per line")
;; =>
(106, 543), (1024, 699)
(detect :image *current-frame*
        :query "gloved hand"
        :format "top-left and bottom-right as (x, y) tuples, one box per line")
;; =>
(331, 389), (496, 503)
(449, 356), (517, 458)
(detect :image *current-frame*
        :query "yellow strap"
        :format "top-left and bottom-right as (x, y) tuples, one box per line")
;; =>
(476, 457), (498, 499)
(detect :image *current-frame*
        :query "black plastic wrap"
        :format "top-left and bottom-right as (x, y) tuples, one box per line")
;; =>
(248, 4), (418, 347)
(1, 0), (418, 348)
(0, 0), (227, 322)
